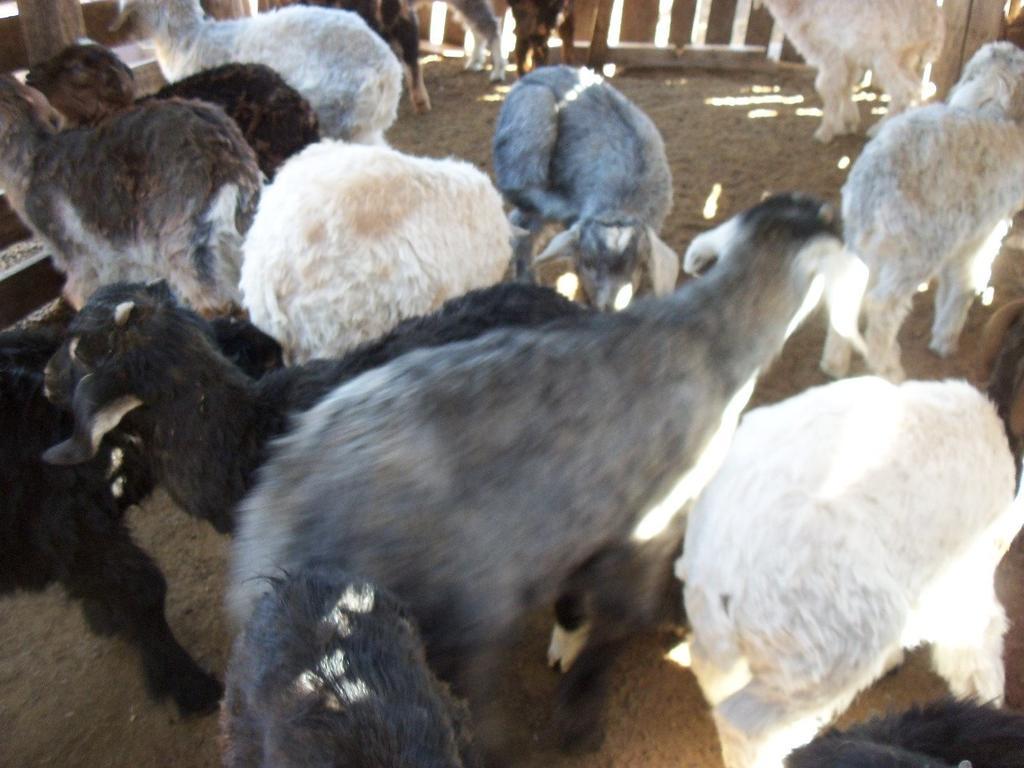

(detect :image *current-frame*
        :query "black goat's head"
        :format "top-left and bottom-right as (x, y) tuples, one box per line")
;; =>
(42, 281), (227, 466)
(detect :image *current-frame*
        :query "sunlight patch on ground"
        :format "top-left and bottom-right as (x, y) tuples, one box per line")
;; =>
(706, 94), (803, 107)
(795, 107), (823, 118)
(703, 183), (723, 219)
(837, 156), (851, 170)
(603, 63), (618, 77)
(748, 109), (778, 119)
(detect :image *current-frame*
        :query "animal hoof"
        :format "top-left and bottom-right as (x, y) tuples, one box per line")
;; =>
(466, 61), (485, 72)
(813, 126), (835, 144)
(489, 69), (507, 83)
(412, 95), (432, 114)
(929, 337), (957, 359)
(546, 623), (589, 672)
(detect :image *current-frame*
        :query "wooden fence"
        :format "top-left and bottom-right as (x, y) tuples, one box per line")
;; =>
(0, 0), (1010, 325)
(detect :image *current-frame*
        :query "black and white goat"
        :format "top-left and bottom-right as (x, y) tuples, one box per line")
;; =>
(221, 568), (478, 767)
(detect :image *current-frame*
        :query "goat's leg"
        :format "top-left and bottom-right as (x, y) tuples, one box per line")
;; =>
(395, 14), (430, 112)
(63, 519), (222, 715)
(489, 31), (507, 81)
(930, 257), (978, 359)
(553, 538), (679, 751)
(547, 591), (590, 671)
(553, 630), (629, 753)
(508, 208), (544, 281)
(812, 58), (854, 143)
(839, 59), (861, 133)
(863, 287), (912, 382)
(867, 52), (922, 136)
(820, 323), (854, 379)
(714, 680), (845, 768)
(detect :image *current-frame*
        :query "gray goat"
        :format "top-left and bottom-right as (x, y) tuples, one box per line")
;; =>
(224, 195), (862, 756)
(493, 65), (678, 310)
(0, 75), (260, 314)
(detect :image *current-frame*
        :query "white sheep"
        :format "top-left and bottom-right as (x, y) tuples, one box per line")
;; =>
(756, 0), (944, 143)
(821, 42), (1024, 382)
(113, 0), (402, 143)
(240, 141), (513, 363)
(677, 370), (1024, 768)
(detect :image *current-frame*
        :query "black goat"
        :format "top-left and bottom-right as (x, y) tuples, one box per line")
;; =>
(0, 324), (221, 715)
(786, 698), (1024, 768)
(42, 281), (587, 534)
(222, 568), (479, 767)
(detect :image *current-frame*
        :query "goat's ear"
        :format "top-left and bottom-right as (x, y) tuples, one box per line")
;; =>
(647, 228), (680, 296)
(534, 224), (580, 267)
(976, 299), (1024, 384)
(42, 373), (142, 465)
(144, 279), (174, 302)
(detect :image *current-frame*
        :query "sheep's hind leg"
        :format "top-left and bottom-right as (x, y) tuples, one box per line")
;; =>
(930, 257), (978, 359)
(931, 593), (1007, 705)
(488, 33), (507, 82)
(863, 287), (912, 382)
(867, 52), (922, 136)
(713, 680), (850, 768)
(812, 57), (854, 143)
(64, 519), (222, 715)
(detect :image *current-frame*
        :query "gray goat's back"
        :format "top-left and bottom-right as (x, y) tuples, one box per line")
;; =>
(493, 65), (672, 227)
(229, 308), (719, 640)
(842, 104), (1024, 275)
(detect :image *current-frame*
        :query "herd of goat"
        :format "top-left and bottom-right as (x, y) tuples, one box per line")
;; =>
(5, 0), (1024, 765)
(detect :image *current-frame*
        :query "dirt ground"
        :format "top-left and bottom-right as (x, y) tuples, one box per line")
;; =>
(3, 58), (1024, 768)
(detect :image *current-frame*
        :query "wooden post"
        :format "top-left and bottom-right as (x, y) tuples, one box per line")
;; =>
(933, 0), (1005, 99)
(586, 0), (615, 67)
(704, 0), (736, 45)
(15, 0), (85, 65)
(668, 0), (697, 48)
(619, 0), (660, 44)
(202, 0), (251, 18)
